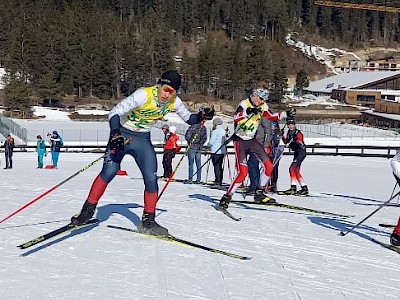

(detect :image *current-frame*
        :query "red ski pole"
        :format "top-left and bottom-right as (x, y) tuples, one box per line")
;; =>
(0, 154), (105, 224)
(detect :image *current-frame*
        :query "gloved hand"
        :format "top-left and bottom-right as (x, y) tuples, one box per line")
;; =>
(109, 129), (125, 154)
(246, 107), (262, 115)
(202, 146), (211, 154)
(286, 108), (296, 118)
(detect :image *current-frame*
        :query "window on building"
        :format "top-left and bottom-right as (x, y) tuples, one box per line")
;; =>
(357, 95), (375, 102)
(382, 95), (396, 102)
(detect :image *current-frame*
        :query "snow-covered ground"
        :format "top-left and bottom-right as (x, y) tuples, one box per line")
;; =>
(286, 33), (361, 75)
(0, 151), (399, 300)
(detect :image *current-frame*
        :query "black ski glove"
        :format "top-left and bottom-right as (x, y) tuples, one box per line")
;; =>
(286, 108), (296, 118)
(246, 107), (262, 116)
(109, 129), (125, 154)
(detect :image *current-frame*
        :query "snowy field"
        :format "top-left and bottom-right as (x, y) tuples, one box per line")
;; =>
(0, 151), (399, 300)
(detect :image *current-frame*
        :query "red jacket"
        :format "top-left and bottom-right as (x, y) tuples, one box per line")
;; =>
(164, 133), (181, 151)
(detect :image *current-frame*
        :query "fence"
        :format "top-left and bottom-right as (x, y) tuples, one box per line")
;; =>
(3, 144), (398, 158)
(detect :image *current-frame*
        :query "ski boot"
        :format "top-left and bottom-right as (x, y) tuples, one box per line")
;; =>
(390, 232), (400, 246)
(70, 200), (97, 226)
(297, 185), (309, 196)
(283, 185), (297, 195)
(268, 184), (278, 193)
(139, 212), (169, 236)
(254, 189), (276, 204)
(219, 194), (232, 209)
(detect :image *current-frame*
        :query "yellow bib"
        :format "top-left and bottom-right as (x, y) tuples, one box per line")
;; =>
(235, 99), (262, 140)
(122, 86), (176, 131)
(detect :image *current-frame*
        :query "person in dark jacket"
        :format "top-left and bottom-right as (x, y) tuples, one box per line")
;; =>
(4, 134), (15, 169)
(48, 130), (63, 168)
(184, 122), (207, 184)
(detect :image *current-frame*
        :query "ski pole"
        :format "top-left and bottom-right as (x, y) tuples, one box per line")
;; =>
(225, 151), (233, 182)
(205, 153), (211, 184)
(158, 120), (206, 201)
(0, 154), (105, 224)
(339, 183), (399, 236)
(188, 114), (257, 182)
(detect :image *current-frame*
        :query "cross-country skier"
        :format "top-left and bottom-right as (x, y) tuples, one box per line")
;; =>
(219, 84), (295, 209)
(389, 149), (400, 246)
(281, 118), (308, 195)
(246, 115), (272, 195)
(70, 70), (214, 236)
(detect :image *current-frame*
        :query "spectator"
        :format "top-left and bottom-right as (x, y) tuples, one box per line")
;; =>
(48, 130), (63, 168)
(160, 124), (170, 179)
(4, 134), (15, 169)
(184, 122), (207, 184)
(36, 135), (47, 169)
(207, 117), (227, 187)
(162, 126), (180, 180)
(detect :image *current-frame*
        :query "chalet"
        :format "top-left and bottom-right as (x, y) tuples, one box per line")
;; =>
(304, 71), (400, 127)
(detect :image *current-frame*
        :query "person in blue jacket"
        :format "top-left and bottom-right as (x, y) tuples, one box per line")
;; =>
(48, 130), (63, 168)
(207, 117), (227, 186)
(36, 135), (47, 168)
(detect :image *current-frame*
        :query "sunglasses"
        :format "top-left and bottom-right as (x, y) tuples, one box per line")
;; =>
(161, 84), (176, 94)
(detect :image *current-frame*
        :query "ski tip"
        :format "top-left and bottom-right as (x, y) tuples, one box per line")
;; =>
(339, 231), (346, 236)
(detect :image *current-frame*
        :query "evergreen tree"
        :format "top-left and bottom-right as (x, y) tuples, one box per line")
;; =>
(3, 73), (33, 115)
(295, 68), (309, 96)
(269, 58), (288, 103)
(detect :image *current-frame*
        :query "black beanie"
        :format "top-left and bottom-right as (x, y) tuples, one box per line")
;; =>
(159, 70), (181, 91)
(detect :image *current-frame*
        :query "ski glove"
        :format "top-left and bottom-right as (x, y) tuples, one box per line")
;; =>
(109, 129), (125, 154)
(246, 107), (262, 116)
(286, 108), (296, 118)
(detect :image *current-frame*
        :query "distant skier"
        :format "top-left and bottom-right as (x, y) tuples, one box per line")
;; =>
(70, 70), (214, 236)
(389, 149), (400, 246)
(219, 84), (295, 209)
(281, 118), (308, 195)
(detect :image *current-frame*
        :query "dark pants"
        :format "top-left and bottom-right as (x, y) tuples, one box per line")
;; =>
(248, 153), (260, 191)
(162, 150), (176, 178)
(5, 151), (13, 168)
(270, 147), (283, 187)
(211, 153), (224, 185)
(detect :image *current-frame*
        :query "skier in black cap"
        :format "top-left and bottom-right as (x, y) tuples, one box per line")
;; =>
(70, 70), (214, 236)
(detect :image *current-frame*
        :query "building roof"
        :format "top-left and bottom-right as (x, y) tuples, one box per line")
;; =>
(305, 71), (400, 94)
(363, 109), (400, 121)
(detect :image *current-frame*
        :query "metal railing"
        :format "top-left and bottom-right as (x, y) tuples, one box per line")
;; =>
(2, 144), (398, 158)
(0, 115), (28, 143)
